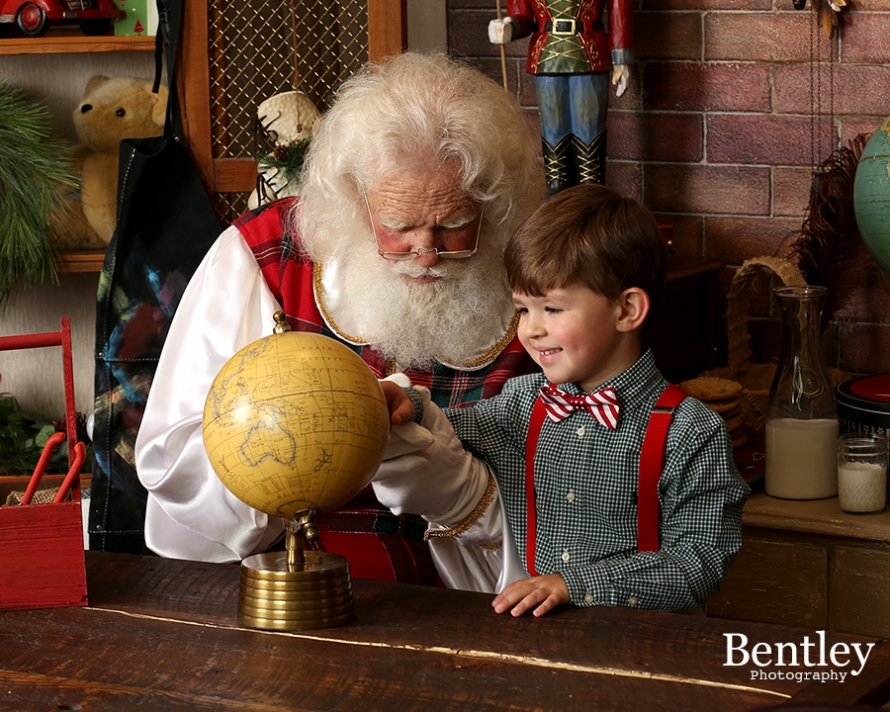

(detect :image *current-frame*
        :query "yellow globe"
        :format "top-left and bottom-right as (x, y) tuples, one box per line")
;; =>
(202, 330), (390, 519)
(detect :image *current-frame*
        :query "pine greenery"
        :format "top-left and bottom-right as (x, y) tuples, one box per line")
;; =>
(0, 80), (78, 306)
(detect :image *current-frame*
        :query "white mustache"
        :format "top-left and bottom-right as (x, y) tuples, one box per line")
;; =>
(392, 262), (450, 280)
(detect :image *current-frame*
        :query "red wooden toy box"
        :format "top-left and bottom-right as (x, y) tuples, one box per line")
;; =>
(0, 318), (88, 610)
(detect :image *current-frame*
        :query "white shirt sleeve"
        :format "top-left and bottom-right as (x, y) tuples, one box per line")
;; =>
(134, 226), (286, 562)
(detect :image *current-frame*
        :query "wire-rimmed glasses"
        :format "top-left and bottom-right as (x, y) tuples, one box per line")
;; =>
(363, 192), (483, 261)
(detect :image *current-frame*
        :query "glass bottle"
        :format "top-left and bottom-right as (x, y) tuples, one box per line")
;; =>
(765, 285), (839, 499)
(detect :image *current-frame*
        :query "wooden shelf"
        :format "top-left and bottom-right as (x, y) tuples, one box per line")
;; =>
(743, 491), (890, 543)
(0, 32), (154, 55)
(56, 250), (106, 273)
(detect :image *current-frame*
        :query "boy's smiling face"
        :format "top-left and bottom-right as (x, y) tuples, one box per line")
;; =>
(513, 283), (643, 392)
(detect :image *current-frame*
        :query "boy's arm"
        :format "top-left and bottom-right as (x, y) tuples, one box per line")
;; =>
(379, 380), (417, 425)
(560, 413), (749, 612)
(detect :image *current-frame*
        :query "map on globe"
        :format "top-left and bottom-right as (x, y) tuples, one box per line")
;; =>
(203, 331), (390, 519)
(854, 116), (890, 278)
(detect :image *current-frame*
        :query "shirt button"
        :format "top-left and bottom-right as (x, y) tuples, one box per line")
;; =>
(566, 490), (575, 502)
(628, 596), (640, 607)
(576, 426), (586, 437)
(584, 593), (594, 604)
(562, 550), (571, 562)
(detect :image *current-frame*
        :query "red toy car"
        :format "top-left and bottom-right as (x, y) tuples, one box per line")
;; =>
(0, 0), (125, 37)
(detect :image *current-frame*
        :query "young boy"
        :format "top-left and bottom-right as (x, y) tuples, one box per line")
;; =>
(375, 184), (749, 618)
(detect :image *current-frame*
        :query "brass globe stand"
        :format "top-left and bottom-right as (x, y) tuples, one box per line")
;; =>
(237, 510), (356, 631)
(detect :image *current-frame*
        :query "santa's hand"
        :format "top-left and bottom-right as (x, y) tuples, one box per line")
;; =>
(612, 65), (630, 98)
(488, 18), (513, 44)
(373, 389), (490, 525)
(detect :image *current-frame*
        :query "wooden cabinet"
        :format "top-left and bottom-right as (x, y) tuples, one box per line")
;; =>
(707, 493), (890, 638)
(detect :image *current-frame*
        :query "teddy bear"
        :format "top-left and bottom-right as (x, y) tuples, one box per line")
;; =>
(52, 75), (168, 249)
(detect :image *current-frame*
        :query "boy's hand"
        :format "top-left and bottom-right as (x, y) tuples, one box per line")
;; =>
(492, 574), (570, 617)
(380, 381), (415, 425)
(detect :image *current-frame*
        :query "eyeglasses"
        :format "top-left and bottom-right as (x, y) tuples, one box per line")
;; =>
(363, 192), (483, 261)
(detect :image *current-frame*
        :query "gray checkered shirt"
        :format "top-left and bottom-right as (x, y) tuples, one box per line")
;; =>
(444, 349), (750, 611)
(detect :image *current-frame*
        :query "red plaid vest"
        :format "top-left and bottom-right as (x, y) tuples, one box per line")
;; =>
(236, 198), (536, 585)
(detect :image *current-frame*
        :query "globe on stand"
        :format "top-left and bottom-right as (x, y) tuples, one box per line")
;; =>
(854, 116), (890, 284)
(202, 311), (389, 630)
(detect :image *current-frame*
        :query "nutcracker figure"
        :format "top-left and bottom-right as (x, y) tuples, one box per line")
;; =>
(489, 0), (633, 193)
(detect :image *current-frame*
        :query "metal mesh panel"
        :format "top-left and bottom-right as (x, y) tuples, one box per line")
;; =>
(207, 0), (369, 162)
(214, 192), (251, 227)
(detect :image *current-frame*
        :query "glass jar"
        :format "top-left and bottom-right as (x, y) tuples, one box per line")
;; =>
(764, 285), (839, 499)
(837, 434), (888, 514)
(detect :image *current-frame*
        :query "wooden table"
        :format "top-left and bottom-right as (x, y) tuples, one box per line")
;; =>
(3, 552), (890, 711)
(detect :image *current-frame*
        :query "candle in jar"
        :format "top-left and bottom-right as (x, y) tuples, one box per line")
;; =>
(838, 461), (887, 514)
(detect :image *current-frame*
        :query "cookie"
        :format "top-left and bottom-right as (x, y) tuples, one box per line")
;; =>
(723, 414), (744, 434)
(706, 398), (741, 415)
(732, 432), (749, 449)
(679, 377), (743, 402)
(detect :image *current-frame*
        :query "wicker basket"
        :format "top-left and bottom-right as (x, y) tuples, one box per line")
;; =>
(700, 256), (847, 435)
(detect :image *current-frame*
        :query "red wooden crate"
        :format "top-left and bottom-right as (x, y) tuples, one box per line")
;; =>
(0, 317), (88, 610)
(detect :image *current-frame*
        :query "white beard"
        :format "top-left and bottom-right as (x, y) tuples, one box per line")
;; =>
(339, 244), (514, 370)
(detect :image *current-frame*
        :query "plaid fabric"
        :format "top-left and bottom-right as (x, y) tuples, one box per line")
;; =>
(237, 200), (537, 585)
(444, 350), (750, 611)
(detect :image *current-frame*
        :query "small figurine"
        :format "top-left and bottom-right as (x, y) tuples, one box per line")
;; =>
(249, 91), (321, 210)
(489, 1), (633, 193)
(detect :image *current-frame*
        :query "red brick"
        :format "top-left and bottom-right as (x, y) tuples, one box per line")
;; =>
(449, 10), (530, 59)
(704, 216), (800, 265)
(841, 119), (882, 147)
(708, 114), (836, 166)
(449, 1), (493, 8)
(837, 322), (890, 374)
(636, 12), (702, 60)
(518, 68), (537, 108)
(705, 13), (813, 62)
(610, 71), (642, 111)
(828, 257), (890, 323)
(843, 0), (890, 10)
(643, 62), (770, 112)
(775, 64), (890, 117)
(652, 214), (704, 255)
(606, 161), (643, 202)
(842, 12), (890, 63)
(469, 57), (524, 96)
(774, 167), (813, 218)
(645, 0), (769, 8)
(645, 164), (771, 214)
(522, 109), (542, 139)
(607, 111), (703, 161)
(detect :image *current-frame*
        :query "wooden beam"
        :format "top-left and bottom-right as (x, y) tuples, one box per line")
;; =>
(178, 0), (214, 197)
(368, 0), (407, 62)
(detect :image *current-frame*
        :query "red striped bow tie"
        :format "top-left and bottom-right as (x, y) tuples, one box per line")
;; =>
(539, 383), (620, 430)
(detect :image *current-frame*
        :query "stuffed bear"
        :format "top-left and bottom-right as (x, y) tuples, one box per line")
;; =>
(52, 75), (168, 249)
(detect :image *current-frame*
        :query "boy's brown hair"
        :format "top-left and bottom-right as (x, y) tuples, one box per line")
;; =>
(504, 184), (667, 333)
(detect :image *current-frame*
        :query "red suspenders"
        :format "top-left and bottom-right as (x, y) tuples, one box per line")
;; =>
(524, 383), (687, 576)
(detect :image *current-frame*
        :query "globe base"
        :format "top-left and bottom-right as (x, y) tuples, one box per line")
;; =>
(237, 550), (356, 631)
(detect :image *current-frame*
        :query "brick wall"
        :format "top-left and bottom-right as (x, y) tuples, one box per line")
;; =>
(447, 0), (890, 376)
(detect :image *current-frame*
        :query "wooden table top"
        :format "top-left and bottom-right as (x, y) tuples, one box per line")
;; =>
(2, 551), (889, 711)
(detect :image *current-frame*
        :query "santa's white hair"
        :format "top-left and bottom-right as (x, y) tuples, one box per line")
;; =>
(291, 51), (544, 368)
